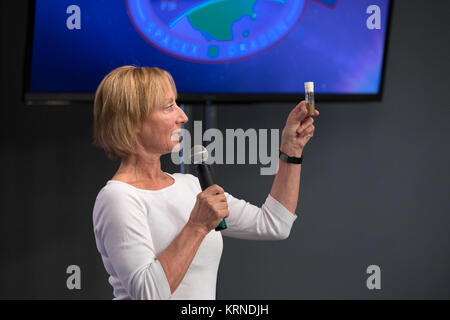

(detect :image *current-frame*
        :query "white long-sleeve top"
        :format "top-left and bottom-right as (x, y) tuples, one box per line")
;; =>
(92, 173), (297, 300)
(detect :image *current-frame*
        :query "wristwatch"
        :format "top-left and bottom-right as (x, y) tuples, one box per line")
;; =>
(279, 150), (303, 164)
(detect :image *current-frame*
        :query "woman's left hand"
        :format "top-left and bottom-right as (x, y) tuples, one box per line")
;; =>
(280, 101), (319, 157)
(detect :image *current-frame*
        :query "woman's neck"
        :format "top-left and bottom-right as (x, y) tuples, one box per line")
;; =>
(113, 153), (167, 185)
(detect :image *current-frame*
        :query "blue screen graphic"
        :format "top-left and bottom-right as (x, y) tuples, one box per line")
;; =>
(29, 0), (390, 95)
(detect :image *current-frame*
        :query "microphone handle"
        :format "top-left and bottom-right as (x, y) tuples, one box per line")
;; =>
(195, 164), (227, 231)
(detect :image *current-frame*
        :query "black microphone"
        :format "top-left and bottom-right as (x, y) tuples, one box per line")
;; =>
(191, 145), (227, 231)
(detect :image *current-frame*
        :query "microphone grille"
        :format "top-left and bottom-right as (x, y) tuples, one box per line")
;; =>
(190, 145), (209, 164)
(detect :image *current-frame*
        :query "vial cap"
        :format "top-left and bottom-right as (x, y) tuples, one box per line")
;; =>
(304, 82), (314, 92)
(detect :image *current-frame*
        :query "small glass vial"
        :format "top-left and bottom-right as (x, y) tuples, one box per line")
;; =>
(304, 82), (315, 116)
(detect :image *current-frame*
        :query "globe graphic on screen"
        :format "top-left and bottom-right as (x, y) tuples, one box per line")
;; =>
(127, 0), (307, 62)
(169, 0), (260, 42)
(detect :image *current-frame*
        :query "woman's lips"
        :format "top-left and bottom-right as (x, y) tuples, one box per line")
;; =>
(171, 130), (182, 142)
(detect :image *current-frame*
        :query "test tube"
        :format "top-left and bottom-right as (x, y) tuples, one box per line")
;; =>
(304, 82), (315, 116)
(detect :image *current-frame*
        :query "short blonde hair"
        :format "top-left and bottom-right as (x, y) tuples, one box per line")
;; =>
(93, 65), (177, 160)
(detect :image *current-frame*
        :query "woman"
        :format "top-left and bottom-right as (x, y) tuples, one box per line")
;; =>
(92, 65), (319, 300)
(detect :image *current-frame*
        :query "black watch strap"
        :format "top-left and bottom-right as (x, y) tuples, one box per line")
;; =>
(279, 150), (303, 164)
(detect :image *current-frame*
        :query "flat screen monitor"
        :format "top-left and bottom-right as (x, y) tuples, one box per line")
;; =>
(24, 0), (392, 104)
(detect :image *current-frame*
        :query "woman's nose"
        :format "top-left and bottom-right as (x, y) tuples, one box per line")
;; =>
(178, 106), (189, 124)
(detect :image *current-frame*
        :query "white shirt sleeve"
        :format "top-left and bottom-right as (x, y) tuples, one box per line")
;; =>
(93, 188), (171, 300)
(221, 192), (298, 240)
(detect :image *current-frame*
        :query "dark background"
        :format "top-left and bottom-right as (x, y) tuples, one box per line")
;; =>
(1, 0), (449, 299)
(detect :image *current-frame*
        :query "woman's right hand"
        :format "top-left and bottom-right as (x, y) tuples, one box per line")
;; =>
(188, 185), (229, 235)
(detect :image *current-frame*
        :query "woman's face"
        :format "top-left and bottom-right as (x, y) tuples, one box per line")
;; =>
(136, 85), (188, 155)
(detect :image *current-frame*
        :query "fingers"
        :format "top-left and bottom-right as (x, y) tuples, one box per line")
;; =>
(198, 184), (227, 203)
(305, 126), (315, 138)
(221, 211), (230, 219)
(208, 191), (229, 219)
(286, 101), (308, 127)
(192, 184), (229, 232)
(204, 184), (224, 195)
(296, 116), (315, 135)
(295, 101), (309, 120)
(299, 103), (320, 118)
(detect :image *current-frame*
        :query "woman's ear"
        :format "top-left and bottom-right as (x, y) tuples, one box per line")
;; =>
(135, 124), (142, 135)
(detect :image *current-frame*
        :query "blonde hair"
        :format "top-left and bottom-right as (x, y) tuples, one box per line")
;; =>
(93, 65), (177, 160)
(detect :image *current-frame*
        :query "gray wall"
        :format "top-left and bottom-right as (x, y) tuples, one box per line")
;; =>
(1, 1), (449, 299)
